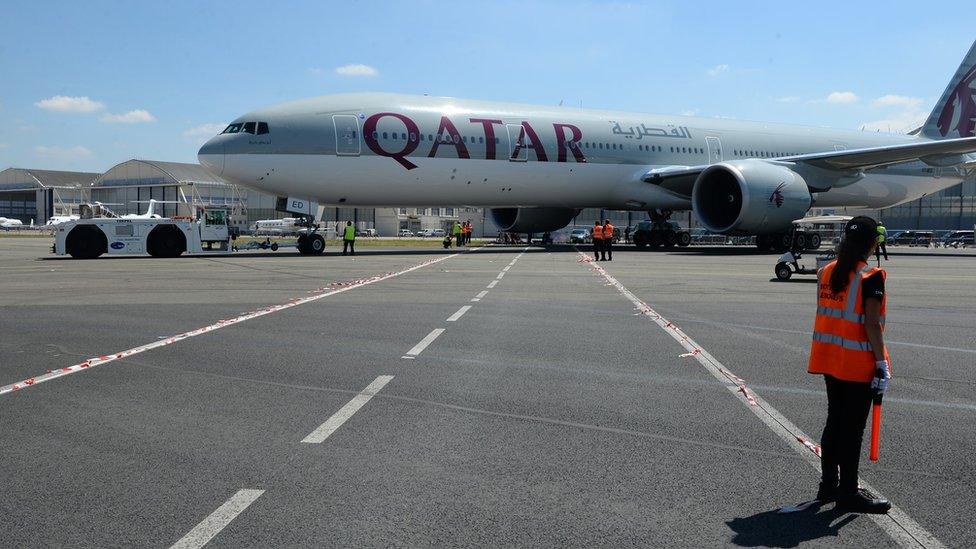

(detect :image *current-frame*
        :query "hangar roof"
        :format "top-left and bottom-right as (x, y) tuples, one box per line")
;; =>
(0, 168), (100, 191)
(93, 159), (229, 188)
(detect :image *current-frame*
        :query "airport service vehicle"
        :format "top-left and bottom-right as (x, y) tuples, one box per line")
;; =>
(199, 41), (976, 249)
(774, 249), (837, 281)
(632, 219), (691, 248)
(889, 230), (934, 246)
(943, 230), (974, 247)
(569, 228), (590, 243)
(54, 207), (234, 259)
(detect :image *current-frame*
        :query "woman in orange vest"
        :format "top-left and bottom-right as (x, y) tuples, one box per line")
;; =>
(808, 216), (891, 514)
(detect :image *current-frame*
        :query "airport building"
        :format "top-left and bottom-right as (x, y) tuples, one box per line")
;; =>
(0, 168), (98, 224)
(874, 178), (976, 230)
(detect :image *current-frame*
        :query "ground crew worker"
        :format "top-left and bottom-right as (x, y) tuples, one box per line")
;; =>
(602, 219), (615, 261)
(875, 221), (889, 264)
(463, 220), (472, 245)
(453, 221), (463, 246)
(592, 220), (604, 260)
(807, 216), (891, 514)
(342, 221), (356, 256)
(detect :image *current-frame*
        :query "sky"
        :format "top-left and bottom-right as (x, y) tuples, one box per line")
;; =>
(0, 0), (973, 172)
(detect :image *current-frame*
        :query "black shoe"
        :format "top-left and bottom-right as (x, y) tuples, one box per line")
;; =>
(816, 481), (838, 503)
(836, 488), (891, 514)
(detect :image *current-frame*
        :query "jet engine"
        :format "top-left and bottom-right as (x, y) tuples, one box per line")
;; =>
(691, 160), (812, 234)
(489, 207), (580, 233)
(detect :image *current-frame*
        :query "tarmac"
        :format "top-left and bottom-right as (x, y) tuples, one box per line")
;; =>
(0, 236), (973, 548)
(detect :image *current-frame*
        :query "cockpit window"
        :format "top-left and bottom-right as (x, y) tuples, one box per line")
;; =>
(222, 121), (269, 135)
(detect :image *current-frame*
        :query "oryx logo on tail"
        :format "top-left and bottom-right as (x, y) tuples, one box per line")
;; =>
(937, 64), (976, 138)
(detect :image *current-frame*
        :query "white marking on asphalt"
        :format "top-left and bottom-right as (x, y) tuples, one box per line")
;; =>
(502, 266), (511, 272)
(1, 252), (469, 397)
(301, 375), (393, 443)
(475, 290), (489, 299)
(487, 280), (499, 288)
(578, 251), (945, 549)
(496, 272), (505, 280)
(446, 305), (472, 322)
(403, 328), (445, 358)
(169, 489), (264, 549)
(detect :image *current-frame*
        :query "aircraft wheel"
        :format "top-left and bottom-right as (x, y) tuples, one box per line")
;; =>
(808, 234), (822, 249)
(648, 231), (663, 248)
(296, 234), (310, 254)
(663, 230), (677, 247)
(755, 234), (768, 250)
(775, 262), (793, 280)
(308, 234), (326, 255)
(676, 231), (692, 247)
(772, 233), (791, 252)
(794, 232), (808, 250)
(270, 242), (279, 251)
(66, 226), (106, 259)
(633, 232), (648, 248)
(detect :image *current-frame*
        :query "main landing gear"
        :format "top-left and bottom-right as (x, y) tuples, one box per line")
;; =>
(295, 215), (325, 255)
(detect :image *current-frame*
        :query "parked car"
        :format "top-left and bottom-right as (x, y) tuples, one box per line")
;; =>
(398, 229), (414, 237)
(356, 228), (378, 237)
(943, 230), (974, 248)
(888, 230), (933, 246)
(431, 228), (446, 238)
(569, 228), (591, 243)
(416, 229), (434, 237)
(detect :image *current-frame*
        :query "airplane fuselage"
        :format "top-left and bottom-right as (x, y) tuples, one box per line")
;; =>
(199, 93), (964, 213)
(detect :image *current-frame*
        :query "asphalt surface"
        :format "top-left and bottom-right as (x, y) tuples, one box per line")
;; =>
(0, 237), (973, 548)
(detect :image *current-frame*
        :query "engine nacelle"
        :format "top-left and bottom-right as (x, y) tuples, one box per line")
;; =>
(691, 160), (812, 234)
(490, 207), (580, 233)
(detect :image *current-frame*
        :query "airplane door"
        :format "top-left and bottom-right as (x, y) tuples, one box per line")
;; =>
(333, 115), (361, 156)
(506, 124), (527, 162)
(705, 136), (723, 164)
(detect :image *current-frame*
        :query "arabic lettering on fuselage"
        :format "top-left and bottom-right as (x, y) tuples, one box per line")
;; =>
(609, 121), (692, 140)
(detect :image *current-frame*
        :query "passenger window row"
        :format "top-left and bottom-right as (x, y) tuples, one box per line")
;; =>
(733, 149), (803, 158)
(222, 122), (270, 135)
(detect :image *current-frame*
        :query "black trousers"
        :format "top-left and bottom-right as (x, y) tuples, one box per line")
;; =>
(604, 240), (612, 261)
(820, 374), (873, 492)
(343, 239), (355, 255)
(593, 239), (603, 259)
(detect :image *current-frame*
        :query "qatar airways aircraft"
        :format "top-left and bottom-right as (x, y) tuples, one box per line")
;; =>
(199, 41), (976, 254)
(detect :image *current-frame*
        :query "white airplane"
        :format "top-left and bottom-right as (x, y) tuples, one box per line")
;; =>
(199, 40), (976, 254)
(0, 217), (24, 229)
(251, 217), (301, 235)
(122, 199), (168, 219)
(44, 215), (80, 227)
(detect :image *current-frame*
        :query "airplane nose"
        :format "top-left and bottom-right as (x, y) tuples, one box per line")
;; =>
(198, 137), (225, 176)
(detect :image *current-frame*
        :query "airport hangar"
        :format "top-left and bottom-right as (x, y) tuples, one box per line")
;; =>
(2, 160), (975, 232)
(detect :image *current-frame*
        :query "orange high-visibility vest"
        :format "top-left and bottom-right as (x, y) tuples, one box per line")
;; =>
(592, 225), (604, 239)
(602, 223), (615, 240)
(808, 260), (889, 382)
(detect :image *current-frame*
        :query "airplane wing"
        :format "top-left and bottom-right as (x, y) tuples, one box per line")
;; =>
(642, 135), (976, 197)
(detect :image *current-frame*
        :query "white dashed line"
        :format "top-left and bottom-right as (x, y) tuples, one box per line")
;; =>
(496, 272), (505, 280)
(301, 376), (394, 443)
(403, 328), (445, 358)
(502, 266), (511, 272)
(446, 305), (472, 322)
(169, 489), (264, 549)
(578, 251), (944, 549)
(487, 280), (499, 289)
(475, 290), (488, 299)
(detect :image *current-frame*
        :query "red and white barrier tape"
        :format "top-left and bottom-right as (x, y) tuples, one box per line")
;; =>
(1, 252), (469, 397)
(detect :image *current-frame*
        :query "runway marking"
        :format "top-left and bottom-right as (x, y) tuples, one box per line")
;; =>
(0, 251), (471, 398)
(669, 316), (976, 355)
(403, 328), (445, 358)
(475, 290), (489, 299)
(446, 305), (472, 322)
(577, 251), (945, 549)
(502, 266), (511, 272)
(487, 280), (499, 289)
(169, 489), (264, 549)
(301, 375), (393, 443)
(496, 272), (505, 280)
